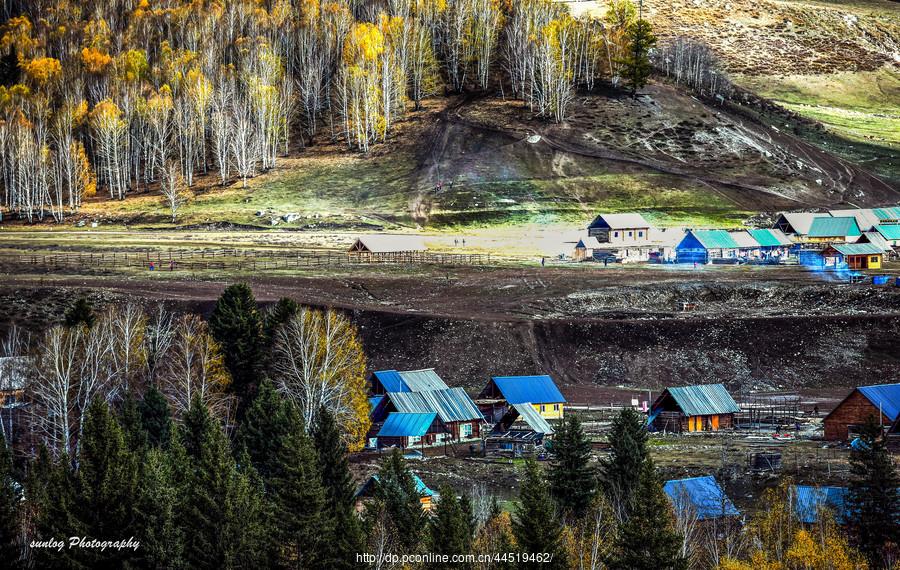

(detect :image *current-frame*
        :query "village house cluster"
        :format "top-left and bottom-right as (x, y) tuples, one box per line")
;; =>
(573, 205), (900, 268)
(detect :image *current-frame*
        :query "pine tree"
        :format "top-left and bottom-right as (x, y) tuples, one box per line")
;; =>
(64, 296), (96, 328)
(138, 386), (172, 449)
(236, 380), (292, 486)
(601, 407), (648, 520)
(375, 449), (426, 552)
(848, 415), (900, 568)
(120, 392), (149, 452)
(0, 432), (21, 568)
(74, 398), (140, 568)
(264, 297), (299, 343)
(132, 447), (185, 569)
(179, 396), (269, 570)
(313, 406), (365, 569)
(429, 487), (475, 569)
(609, 458), (686, 570)
(512, 458), (567, 569)
(208, 283), (263, 415)
(29, 448), (81, 569)
(549, 414), (596, 520)
(619, 19), (657, 97)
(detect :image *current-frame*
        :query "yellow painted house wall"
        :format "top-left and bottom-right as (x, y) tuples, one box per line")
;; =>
(868, 255), (882, 269)
(533, 403), (564, 419)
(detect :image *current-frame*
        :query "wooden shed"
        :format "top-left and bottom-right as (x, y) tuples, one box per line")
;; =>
(823, 383), (900, 440)
(649, 384), (740, 433)
(822, 243), (883, 270)
(348, 235), (427, 262)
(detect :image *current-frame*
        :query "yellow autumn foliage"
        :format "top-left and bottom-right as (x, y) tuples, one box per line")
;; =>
(81, 47), (113, 74)
(344, 22), (385, 64)
(23, 57), (62, 86)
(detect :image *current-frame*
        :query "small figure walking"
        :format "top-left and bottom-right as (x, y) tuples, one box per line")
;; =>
(169, 260), (175, 271)
(149, 261), (155, 271)
(693, 261), (697, 269)
(454, 238), (458, 246)
(541, 256), (545, 267)
(462, 238), (466, 247)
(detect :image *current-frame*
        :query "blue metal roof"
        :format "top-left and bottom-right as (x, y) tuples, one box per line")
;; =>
(389, 387), (484, 423)
(808, 216), (861, 238)
(793, 486), (849, 524)
(359, 473), (437, 498)
(372, 369), (450, 393)
(661, 384), (740, 417)
(377, 412), (437, 437)
(858, 383), (900, 422)
(664, 476), (740, 520)
(491, 375), (566, 404)
(373, 370), (405, 392)
(369, 396), (384, 414)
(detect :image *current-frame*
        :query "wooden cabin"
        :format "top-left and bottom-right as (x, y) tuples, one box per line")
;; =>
(675, 230), (741, 264)
(587, 213), (652, 244)
(485, 403), (555, 456)
(649, 384), (739, 433)
(806, 216), (861, 244)
(478, 375), (566, 422)
(822, 243), (883, 270)
(355, 473), (438, 512)
(374, 412), (440, 450)
(348, 235), (427, 262)
(823, 384), (900, 440)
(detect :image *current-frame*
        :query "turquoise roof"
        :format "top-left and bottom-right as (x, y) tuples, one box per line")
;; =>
(748, 229), (791, 247)
(875, 224), (900, 240)
(655, 384), (740, 417)
(830, 243), (883, 256)
(873, 207), (900, 221)
(378, 412), (437, 437)
(691, 230), (739, 249)
(808, 217), (861, 238)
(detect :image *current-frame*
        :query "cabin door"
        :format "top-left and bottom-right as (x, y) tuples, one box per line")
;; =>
(711, 415), (719, 430)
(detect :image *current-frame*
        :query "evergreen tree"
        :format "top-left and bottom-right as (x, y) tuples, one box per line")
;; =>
(64, 296), (96, 328)
(428, 487), (475, 569)
(29, 449), (81, 569)
(549, 414), (596, 520)
(208, 283), (263, 415)
(512, 458), (566, 569)
(600, 408), (648, 520)
(236, 380), (293, 486)
(120, 392), (149, 452)
(0, 432), (21, 568)
(848, 415), (900, 568)
(138, 386), (172, 449)
(375, 449), (426, 552)
(132, 447), (185, 569)
(73, 399), (140, 568)
(609, 459), (686, 570)
(264, 297), (299, 343)
(179, 396), (269, 570)
(313, 406), (365, 569)
(620, 19), (657, 97)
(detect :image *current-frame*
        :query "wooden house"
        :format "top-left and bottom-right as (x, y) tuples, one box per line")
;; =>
(587, 213), (652, 244)
(348, 235), (427, 262)
(823, 383), (900, 440)
(485, 403), (555, 456)
(747, 228), (793, 258)
(773, 212), (831, 240)
(806, 216), (861, 244)
(375, 412), (440, 450)
(675, 230), (741, 264)
(664, 476), (740, 520)
(573, 236), (604, 262)
(649, 384), (740, 433)
(821, 243), (883, 270)
(477, 375), (566, 422)
(355, 473), (438, 512)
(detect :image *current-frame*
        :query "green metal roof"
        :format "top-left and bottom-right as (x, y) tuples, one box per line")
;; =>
(691, 230), (739, 249)
(875, 224), (900, 240)
(655, 384), (740, 417)
(748, 229), (792, 247)
(808, 217), (861, 238)
(873, 207), (900, 221)
(829, 243), (883, 256)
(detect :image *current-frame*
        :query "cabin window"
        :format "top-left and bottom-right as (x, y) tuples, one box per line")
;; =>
(628, 231), (633, 237)
(638, 231), (644, 237)
(871, 256), (879, 262)
(410, 435), (421, 445)
(613, 231), (619, 237)
(553, 404), (560, 411)
(540, 404), (546, 412)
(461, 423), (473, 438)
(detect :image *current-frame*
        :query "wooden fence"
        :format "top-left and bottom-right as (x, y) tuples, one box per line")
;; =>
(1, 248), (492, 272)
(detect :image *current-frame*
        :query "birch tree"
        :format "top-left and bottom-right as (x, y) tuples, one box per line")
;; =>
(270, 308), (369, 451)
(89, 99), (128, 199)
